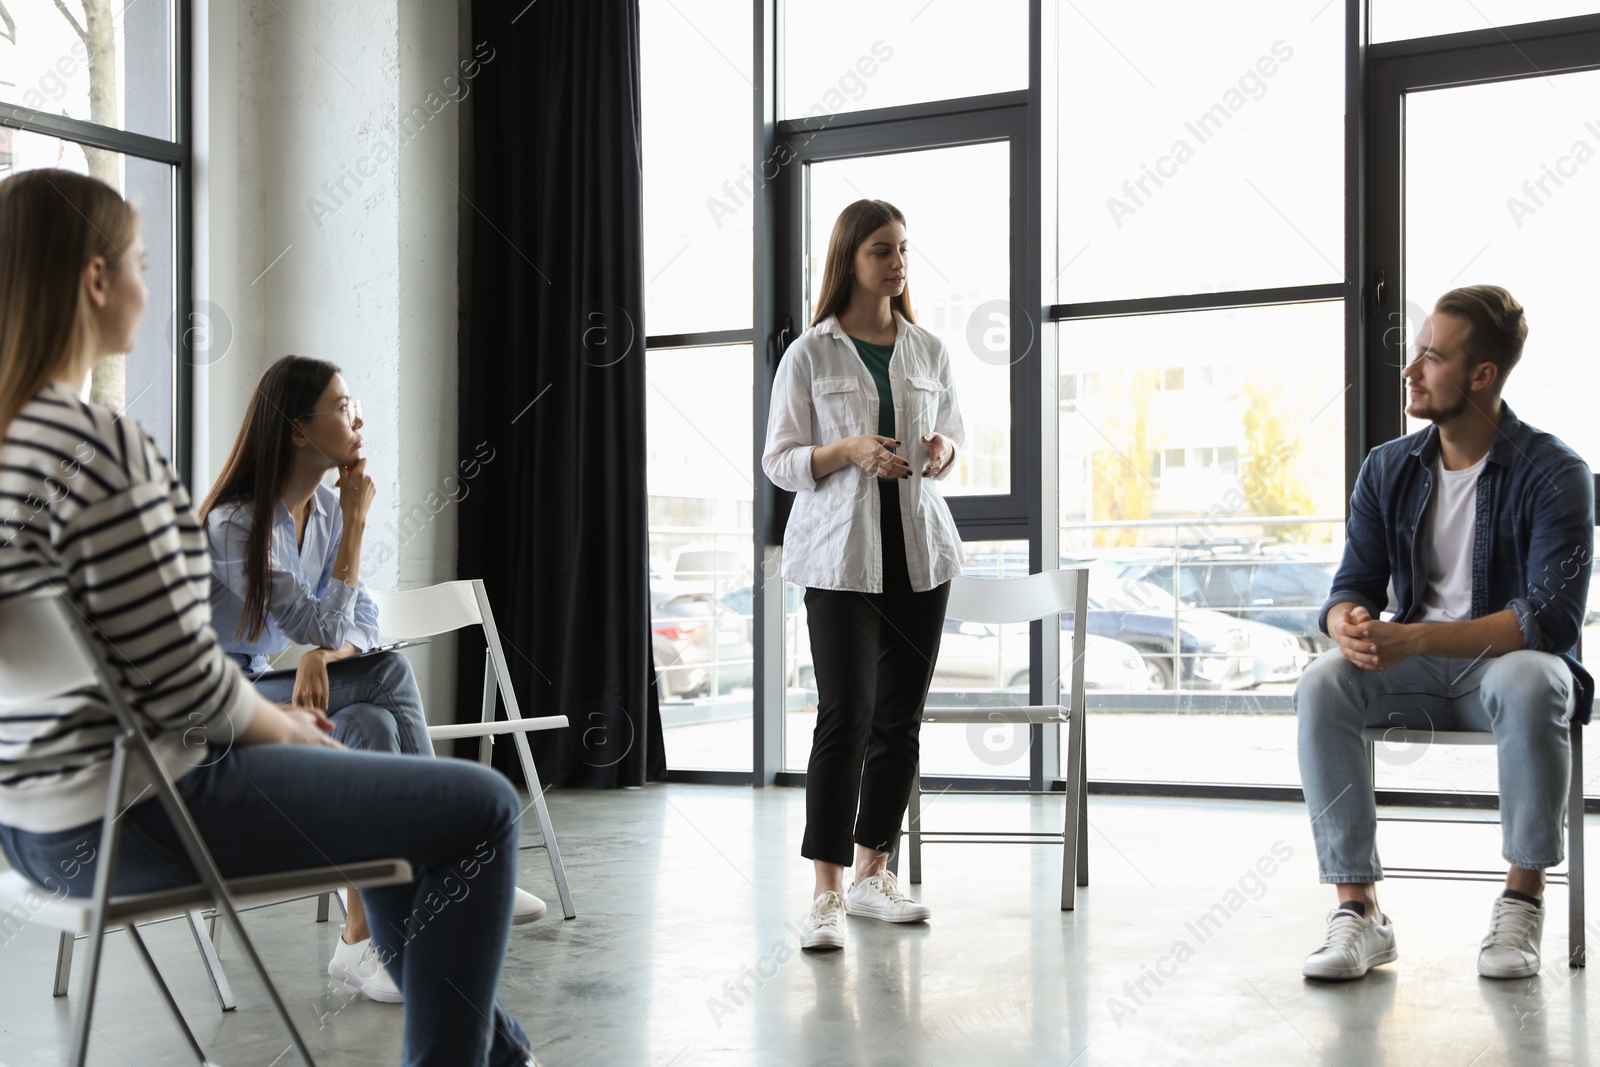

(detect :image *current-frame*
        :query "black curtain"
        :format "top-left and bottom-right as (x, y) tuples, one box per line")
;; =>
(456, 0), (664, 788)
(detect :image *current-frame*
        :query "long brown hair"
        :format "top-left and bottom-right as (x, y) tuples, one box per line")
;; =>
(810, 199), (917, 329)
(0, 169), (139, 437)
(199, 355), (341, 642)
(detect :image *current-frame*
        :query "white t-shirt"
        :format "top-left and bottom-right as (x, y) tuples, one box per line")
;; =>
(1416, 452), (1489, 623)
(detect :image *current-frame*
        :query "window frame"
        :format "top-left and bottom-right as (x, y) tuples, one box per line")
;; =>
(0, 0), (195, 482)
(639, 0), (1600, 811)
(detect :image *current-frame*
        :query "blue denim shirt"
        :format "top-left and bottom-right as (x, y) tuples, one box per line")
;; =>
(1321, 404), (1595, 723)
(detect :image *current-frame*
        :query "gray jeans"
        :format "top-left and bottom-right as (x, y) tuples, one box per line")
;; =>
(1295, 648), (1575, 883)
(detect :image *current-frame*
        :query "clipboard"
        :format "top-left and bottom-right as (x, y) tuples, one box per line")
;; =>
(247, 639), (430, 681)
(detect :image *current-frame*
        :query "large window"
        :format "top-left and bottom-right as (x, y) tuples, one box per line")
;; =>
(640, 2), (1600, 805)
(1052, 0), (1344, 303)
(1, 0), (188, 464)
(781, 0), (1027, 117)
(640, 0), (752, 336)
(1050, 1), (1345, 788)
(1372, 0), (1600, 43)
(641, 1), (756, 771)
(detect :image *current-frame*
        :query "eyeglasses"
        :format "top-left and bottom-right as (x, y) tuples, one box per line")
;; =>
(297, 399), (363, 428)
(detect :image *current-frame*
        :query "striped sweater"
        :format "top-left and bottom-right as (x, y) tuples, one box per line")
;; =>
(0, 380), (257, 833)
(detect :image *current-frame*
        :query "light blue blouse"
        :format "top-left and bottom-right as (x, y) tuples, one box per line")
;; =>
(206, 484), (381, 675)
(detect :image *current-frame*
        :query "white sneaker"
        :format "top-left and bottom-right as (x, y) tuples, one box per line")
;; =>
(800, 891), (846, 950)
(1478, 896), (1543, 979)
(845, 870), (931, 923)
(1301, 906), (1397, 980)
(513, 887), (548, 925)
(328, 931), (403, 1003)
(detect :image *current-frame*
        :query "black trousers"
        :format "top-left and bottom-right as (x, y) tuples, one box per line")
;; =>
(802, 480), (951, 866)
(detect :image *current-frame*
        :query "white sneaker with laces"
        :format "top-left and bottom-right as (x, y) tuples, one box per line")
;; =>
(512, 887), (548, 925)
(845, 870), (931, 923)
(800, 891), (846, 950)
(1478, 896), (1543, 979)
(1301, 907), (1397, 980)
(328, 930), (403, 1003)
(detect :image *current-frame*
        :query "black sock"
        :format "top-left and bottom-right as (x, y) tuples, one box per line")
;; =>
(1337, 900), (1367, 917)
(1502, 888), (1542, 908)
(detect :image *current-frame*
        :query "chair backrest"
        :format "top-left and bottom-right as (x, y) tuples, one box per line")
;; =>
(366, 578), (529, 725)
(0, 592), (122, 711)
(367, 579), (485, 639)
(946, 568), (1088, 625)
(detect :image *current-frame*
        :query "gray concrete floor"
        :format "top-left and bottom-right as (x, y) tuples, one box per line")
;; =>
(0, 785), (1594, 1066)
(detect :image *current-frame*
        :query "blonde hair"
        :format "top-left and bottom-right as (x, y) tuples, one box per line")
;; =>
(810, 199), (917, 328)
(0, 169), (139, 437)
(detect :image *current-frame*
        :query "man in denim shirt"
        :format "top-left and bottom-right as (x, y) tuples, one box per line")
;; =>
(1296, 285), (1594, 981)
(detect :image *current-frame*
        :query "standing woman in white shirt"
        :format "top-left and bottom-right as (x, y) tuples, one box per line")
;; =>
(762, 198), (965, 951)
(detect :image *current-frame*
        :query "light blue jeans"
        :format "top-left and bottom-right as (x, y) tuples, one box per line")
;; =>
(248, 650), (435, 758)
(1296, 648), (1576, 882)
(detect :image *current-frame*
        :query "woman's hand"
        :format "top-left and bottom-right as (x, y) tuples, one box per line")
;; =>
(844, 434), (911, 479)
(335, 458), (376, 526)
(293, 649), (331, 711)
(238, 698), (343, 748)
(921, 433), (952, 478)
(279, 706), (342, 747)
(808, 434), (911, 481)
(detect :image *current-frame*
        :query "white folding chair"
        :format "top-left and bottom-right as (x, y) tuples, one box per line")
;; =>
(0, 590), (413, 1067)
(903, 568), (1091, 910)
(366, 579), (574, 919)
(1361, 724), (1585, 967)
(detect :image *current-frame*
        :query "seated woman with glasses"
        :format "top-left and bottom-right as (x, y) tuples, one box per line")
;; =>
(0, 170), (542, 1066)
(200, 355), (546, 1004)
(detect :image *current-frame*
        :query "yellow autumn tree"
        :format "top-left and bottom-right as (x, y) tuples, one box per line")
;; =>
(1088, 370), (1158, 548)
(1238, 376), (1319, 542)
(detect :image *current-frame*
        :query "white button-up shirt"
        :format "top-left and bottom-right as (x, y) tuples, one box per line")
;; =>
(206, 484), (381, 674)
(762, 313), (965, 593)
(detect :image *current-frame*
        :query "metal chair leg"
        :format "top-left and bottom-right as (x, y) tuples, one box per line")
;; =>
(1062, 710), (1085, 910)
(1570, 722), (1585, 968)
(316, 892), (331, 923)
(908, 762), (923, 885)
(511, 727), (575, 919)
(127, 924), (211, 1065)
(186, 910), (237, 1011)
(52, 931), (75, 997)
(1076, 717), (1089, 887)
(478, 657), (497, 767)
(70, 743), (131, 1067)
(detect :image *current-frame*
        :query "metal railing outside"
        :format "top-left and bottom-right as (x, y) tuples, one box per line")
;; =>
(648, 514), (1353, 715)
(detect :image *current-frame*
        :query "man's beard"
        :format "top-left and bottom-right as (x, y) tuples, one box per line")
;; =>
(1408, 383), (1473, 424)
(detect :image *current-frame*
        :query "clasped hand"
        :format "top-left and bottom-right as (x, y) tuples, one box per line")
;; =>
(1331, 605), (1419, 671)
(843, 433), (950, 479)
(845, 435), (911, 479)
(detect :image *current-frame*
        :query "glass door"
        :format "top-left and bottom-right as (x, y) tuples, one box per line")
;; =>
(768, 120), (1044, 780)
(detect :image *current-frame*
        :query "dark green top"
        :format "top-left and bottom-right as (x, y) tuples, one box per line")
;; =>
(848, 336), (896, 440)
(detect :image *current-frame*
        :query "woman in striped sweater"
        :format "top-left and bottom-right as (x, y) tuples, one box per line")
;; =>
(0, 169), (540, 1067)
